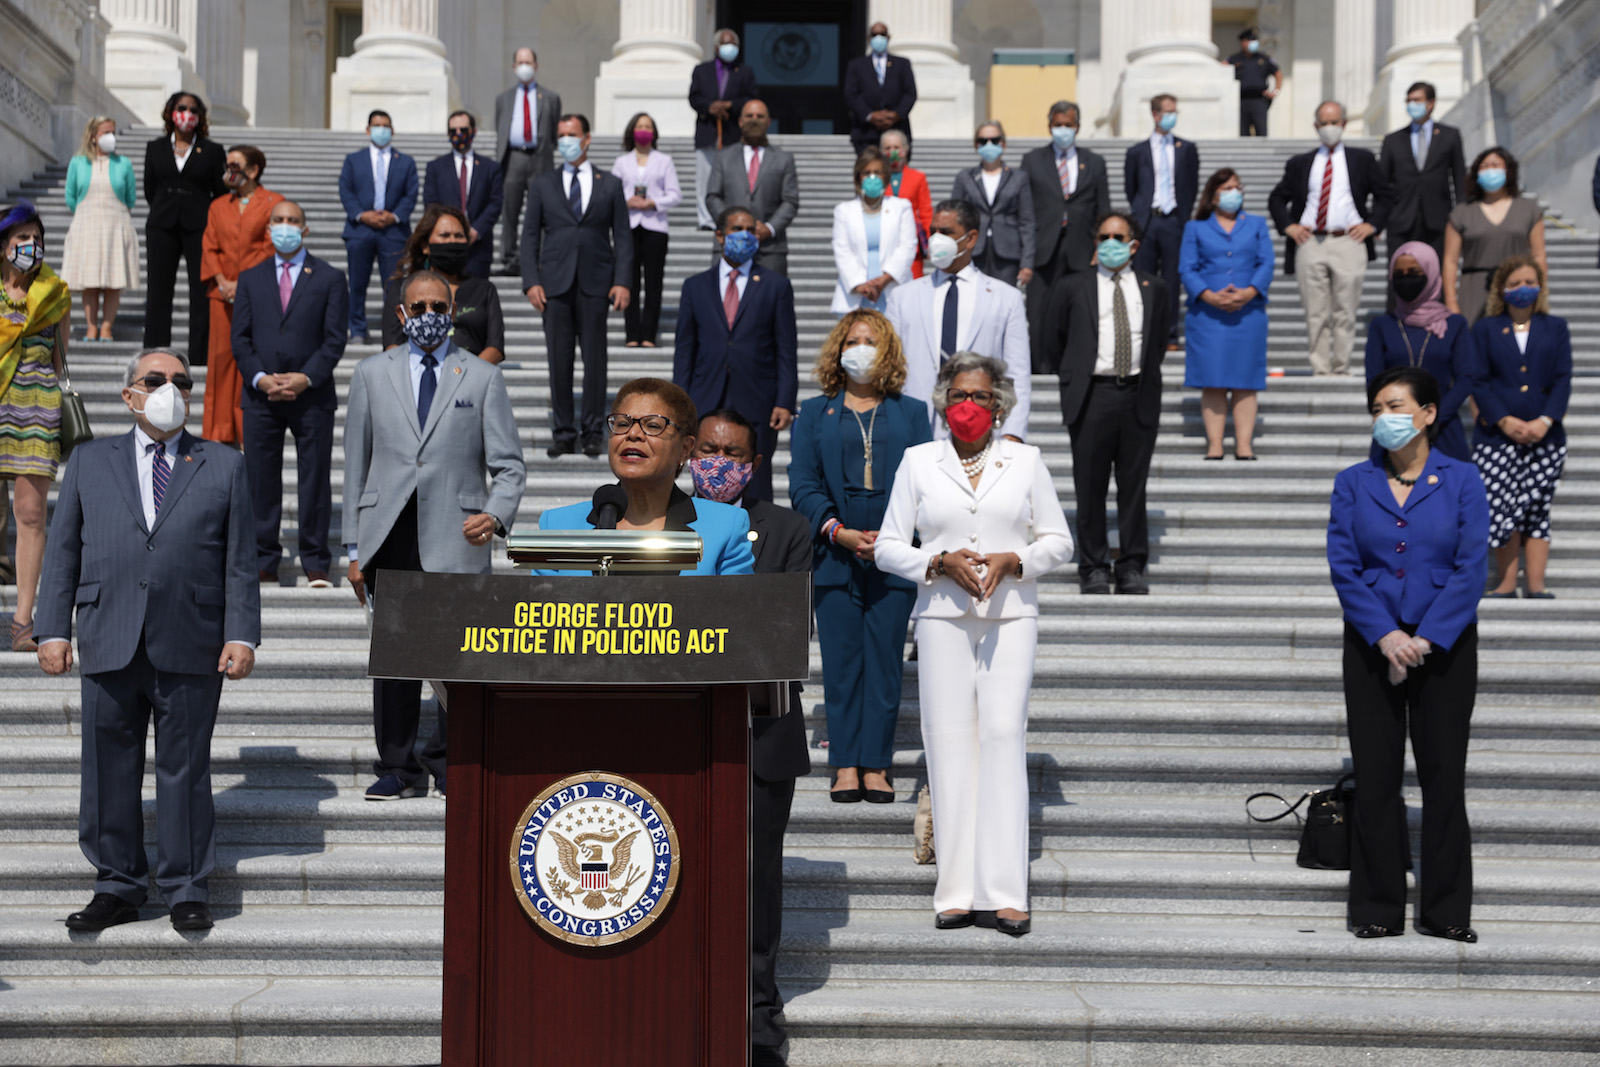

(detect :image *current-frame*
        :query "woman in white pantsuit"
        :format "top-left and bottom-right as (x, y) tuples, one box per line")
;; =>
(876, 352), (1074, 936)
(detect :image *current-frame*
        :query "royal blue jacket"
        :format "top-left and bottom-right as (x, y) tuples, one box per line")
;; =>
(535, 488), (755, 576)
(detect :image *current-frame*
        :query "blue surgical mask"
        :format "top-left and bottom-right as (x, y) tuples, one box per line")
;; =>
(1406, 101), (1429, 122)
(1372, 413), (1421, 451)
(718, 43), (739, 63)
(1097, 238), (1132, 271)
(860, 175), (885, 200)
(1503, 284), (1540, 309)
(557, 135), (584, 164)
(1246, 40), (1260, 54)
(721, 229), (759, 265)
(402, 309), (453, 352)
(1051, 125), (1076, 150)
(1476, 168), (1507, 193)
(870, 34), (889, 54)
(269, 224), (303, 255)
(977, 142), (1004, 164)
(369, 125), (392, 148)
(1157, 112), (1177, 133)
(1217, 189), (1244, 214)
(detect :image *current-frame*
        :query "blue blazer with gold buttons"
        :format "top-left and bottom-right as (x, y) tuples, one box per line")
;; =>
(1471, 312), (1572, 447)
(1327, 453), (1489, 651)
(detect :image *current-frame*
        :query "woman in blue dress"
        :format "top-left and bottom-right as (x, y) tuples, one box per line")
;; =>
(1364, 242), (1480, 462)
(1180, 167), (1275, 460)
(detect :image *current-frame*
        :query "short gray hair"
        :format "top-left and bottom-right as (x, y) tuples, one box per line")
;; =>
(975, 119), (1006, 144)
(1315, 99), (1346, 122)
(125, 347), (191, 386)
(714, 27), (739, 45)
(879, 129), (908, 149)
(1048, 100), (1080, 124)
(932, 352), (1015, 425)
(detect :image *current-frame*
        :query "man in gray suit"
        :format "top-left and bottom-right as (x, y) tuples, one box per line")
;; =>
(493, 47), (561, 275)
(343, 270), (526, 799)
(37, 347), (260, 933)
(886, 199), (1032, 440)
(705, 99), (798, 277)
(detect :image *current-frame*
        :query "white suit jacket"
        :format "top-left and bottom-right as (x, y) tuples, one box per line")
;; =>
(875, 439), (1073, 619)
(884, 266), (1032, 440)
(830, 196), (918, 315)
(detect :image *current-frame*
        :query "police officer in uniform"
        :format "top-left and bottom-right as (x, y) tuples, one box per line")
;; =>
(1225, 29), (1282, 138)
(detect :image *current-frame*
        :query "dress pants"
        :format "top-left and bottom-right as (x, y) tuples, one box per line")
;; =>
(80, 637), (225, 906)
(1296, 234), (1368, 375)
(242, 394), (335, 575)
(1240, 97), (1271, 137)
(815, 573), (915, 769)
(344, 225), (407, 339)
(978, 245), (1021, 287)
(543, 285), (610, 447)
(1342, 622), (1477, 931)
(1068, 378), (1157, 577)
(916, 615), (1037, 914)
(624, 227), (669, 344)
(367, 495), (447, 788)
(500, 148), (543, 264)
(143, 224), (211, 365)
(1134, 211), (1184, 343)
(1026, 233), (1077, 372)
(750, 768), (795, 1051)
(694, 147), (718, 230)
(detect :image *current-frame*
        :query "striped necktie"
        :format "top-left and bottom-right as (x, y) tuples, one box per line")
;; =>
(151, 440), (169, 515)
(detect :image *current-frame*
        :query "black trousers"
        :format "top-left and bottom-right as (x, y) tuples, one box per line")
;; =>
(1342, 622), (1477, 931)
(242, 396), (335, 575)
(1385, 223), (1446, 313)
(367, 495), (447, 788)
(750, 770), (795, 1051)
(1026, 231), (1078, 373)
(978, 245), (1021, 287)
(143, 224), (211, 365)
(1240, 96), (1271, 137)
(624, 228), (669, 344)
(1068, 378), (1157, 577)
(542, 285), (610, 446)
(1134, 211), (1184, 343)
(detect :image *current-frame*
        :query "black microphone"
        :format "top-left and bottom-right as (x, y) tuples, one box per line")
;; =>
(591, 484), (629, 530)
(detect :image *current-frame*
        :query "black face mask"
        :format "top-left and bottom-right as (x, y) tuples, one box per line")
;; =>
(427, 242), (471, 276)
(1392, 272), (1427, 302)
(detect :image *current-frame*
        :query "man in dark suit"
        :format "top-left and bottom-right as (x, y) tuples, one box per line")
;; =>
(494, 47), (560, 274)
(1378, 81), (1466, 283)
(1268, 100), (1391, 375)
(1043, 211), (1168, 596)
(338, 110), (417, 342)
(37, 347), (260, 933)
(422, 110), (503, 279)
(705, 100), (799, 276)
(674, 207), (798, 504)
(1125, 94), (1199, 348)
(521, 113), (632, 458)
(1021, 99), (1111, 372)
(690, 408), (810, 1067)
(689, 28), (760, 231)
(843, 21), (917, 155)
(231, 200), (349, 585)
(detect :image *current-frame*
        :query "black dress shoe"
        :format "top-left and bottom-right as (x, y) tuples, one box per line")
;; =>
(751, 1047), (787, 1067)
(1352, 923), (1403, 938)
(994, 915), (1031, 937)
(546, 440), (577, 458)
(935, 910), (976, 930)
(1417, 923), (1478, 943)
(829, 770), (862, 803)
(65, 892), (140, 931)
(170, 901), (213, 931)
(582, 437), (604, 457)
(1079, 568), (1112, 595)
(1115, 569), (1149, 595)
(862, 771), (894, 804)
(1234, 452), (1258, 461)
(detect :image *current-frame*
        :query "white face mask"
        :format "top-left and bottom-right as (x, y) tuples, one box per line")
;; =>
(97, 132), (117, 155)
(928, 232), (963, 271)
(515, 63), (536, 84)
(1317, 123), (1344, 148)
(840, 344), (879, 383)
(136, 382), (187, 433)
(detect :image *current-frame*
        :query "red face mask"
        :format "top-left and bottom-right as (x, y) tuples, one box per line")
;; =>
(945, 399), (994, 442)
(172, 110), (199, 134)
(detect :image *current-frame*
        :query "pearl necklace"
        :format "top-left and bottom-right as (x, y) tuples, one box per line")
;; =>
(959, 440), (991, 477)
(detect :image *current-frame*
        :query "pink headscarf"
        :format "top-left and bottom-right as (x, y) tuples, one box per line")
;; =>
(1390, 240), (1452, 339)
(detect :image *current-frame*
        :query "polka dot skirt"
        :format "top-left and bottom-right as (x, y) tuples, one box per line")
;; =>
(1473, 437), (1567, 547)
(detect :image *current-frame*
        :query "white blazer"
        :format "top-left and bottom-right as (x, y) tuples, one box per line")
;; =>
(830, 196), (918, 315)
(884, 267), (1033, 441)
(875, 439), (1074, 620)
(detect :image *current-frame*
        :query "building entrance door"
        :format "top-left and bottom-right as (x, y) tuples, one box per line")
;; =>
(717, 0), (867, 134)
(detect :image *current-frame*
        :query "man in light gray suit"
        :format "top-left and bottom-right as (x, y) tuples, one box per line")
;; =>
(493, 46), (561, 274)
(343, 270), (526, 799)
(37, 348), (260, 933)
(886, 199), (1032, 440)
(705, 99), (798, 276)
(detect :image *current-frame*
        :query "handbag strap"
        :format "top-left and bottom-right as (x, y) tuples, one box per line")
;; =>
(1245, 790), (1312, 823)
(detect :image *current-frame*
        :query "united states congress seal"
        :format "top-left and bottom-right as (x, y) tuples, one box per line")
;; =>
(509, 771), (681, 947)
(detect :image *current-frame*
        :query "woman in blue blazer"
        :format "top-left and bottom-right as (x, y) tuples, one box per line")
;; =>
(1365, 242), (1481, 462)
(1180, 168), (1274, 459)
(1327, 366), (1489, 944)
(1470, 255), (1572, 598)
(60, 115), (140, 342)
(536, 379), (755, 576)
(788, 310), (931, 803)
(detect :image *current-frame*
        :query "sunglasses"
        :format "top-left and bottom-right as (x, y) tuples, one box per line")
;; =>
(404, 301), (452, 316)
(976, 137), (1003, 147)
(946, 388), (996, 407)
(139, 372), (195, 391)
(1096, 233), (1133, 243)
(605, 413), (679, 437)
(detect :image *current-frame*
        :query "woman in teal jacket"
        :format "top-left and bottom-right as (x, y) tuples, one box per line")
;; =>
(60, 116), (140, 342)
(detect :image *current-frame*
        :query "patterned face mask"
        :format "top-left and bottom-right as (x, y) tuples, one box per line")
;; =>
(689, 454), (754, 502)
(401, 309), (453, 350)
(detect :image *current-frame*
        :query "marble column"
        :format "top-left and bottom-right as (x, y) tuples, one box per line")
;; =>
(868, 0), (975, 136)
(1334, 0), (1377, 135)
(593, 0), (702, 135)
(102, 0), (201, 125)
(1368, 0), (1474, 133)
(1113, 0), (1238, 137)
(195, 0), (247, 126)
(329, 0), (460, 131)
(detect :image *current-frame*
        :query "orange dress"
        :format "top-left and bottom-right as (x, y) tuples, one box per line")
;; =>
(200, 187), (284, 443)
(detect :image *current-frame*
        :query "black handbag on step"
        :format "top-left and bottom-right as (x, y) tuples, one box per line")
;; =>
(1246, 773), (1355, 870)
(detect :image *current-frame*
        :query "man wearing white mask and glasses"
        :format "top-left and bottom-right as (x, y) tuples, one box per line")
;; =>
(36, 347), (260, 934)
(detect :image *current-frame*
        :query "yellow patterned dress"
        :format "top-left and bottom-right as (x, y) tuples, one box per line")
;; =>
(0, 295), (63, 479)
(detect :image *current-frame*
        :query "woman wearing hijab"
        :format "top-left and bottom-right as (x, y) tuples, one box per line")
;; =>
(1364, 241), (1481, 462)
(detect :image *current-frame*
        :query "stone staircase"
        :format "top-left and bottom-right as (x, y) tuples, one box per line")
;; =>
(1, 128), (1597, 1066)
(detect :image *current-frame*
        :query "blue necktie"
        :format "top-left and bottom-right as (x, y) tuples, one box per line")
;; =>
(568, 169), (583, 218)
(940, 275), (959, 361)
(417, 353), (438, 429)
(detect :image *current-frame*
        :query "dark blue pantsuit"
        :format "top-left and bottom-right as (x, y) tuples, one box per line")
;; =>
(344, 226), (407, 339)
(815, 576), (916, 769)
(242, 397), (335, 575)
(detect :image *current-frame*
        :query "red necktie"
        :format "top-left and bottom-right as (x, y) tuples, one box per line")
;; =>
(747, 148), (760, 194)
(1315, 153), (1333, 231)
(723, 271), (740, 328)
(522, 89), (533, 145)
(459, 157), (469, 209)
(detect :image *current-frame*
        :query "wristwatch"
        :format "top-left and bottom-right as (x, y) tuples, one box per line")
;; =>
(1538, 415), (1555, 428)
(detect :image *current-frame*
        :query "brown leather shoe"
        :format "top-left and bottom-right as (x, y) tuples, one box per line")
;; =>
(305, 571), (332, 589)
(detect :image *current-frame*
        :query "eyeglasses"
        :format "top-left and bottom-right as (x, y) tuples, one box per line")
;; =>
(606, 413), (679, 437)
(976, 137), (1003, 147)
(448, 127), (473, 136)
(1096, 233), (1133, 243)
(139, 372), (195, 391)
(946, 389), (996, 407)
(404, 301), (452, 316)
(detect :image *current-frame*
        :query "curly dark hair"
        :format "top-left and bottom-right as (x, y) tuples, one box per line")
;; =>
(161, 92), (209, 139)
(1468, 146), (1520, 201)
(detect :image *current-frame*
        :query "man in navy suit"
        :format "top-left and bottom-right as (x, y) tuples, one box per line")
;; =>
(422, 110), (503, 279)
(673, 206), (798, 503)
(521, 113), (633, 457)
(37, 347), (260, 933)
(843, 21), (917, 155)
(231, 200), (349, 586)
(1125, 94), (1199, 348)
(689, 28), (759, 231)
(338, 109), (417, 342)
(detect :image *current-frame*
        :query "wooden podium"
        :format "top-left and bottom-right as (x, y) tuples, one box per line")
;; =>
(368, 571), (811, 1067)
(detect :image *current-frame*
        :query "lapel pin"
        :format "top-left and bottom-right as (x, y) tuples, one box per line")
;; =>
(453, 366), (462, 374)
(1502, 327), (1510, 334)
(995, 460), (1003, 468)
(753, 275), (761, 282)
(748, 531), (759, 542)
(1427, 475), (1438, 484)
(184, 455), (192, 462)
(826, 407), (834, 415)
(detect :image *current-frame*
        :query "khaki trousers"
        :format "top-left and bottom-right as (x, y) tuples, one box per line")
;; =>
(1295, 234), (1369, 374)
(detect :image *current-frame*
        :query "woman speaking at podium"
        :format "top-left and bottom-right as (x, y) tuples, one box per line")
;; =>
(536, 377), (755, 576)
